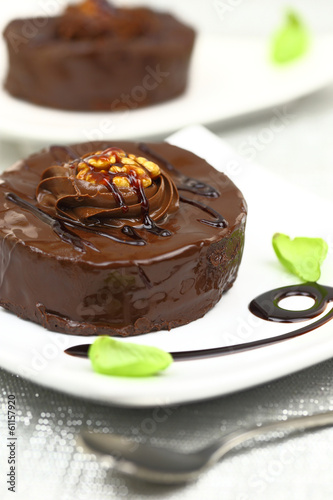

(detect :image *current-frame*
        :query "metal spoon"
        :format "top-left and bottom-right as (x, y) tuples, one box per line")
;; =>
(79, 411), (333, 484)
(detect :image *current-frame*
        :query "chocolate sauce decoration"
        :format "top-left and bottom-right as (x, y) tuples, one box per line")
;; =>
(249, 282), (333, 322)
(101, 176), (128, 213)
(64, 282), (333, 361)
(139, 143), (220, 198)
(127, 170), (171, 238)
(180, 195), (228, 229)
(65, 219), (146, 246)
(121, 225), (146, 245)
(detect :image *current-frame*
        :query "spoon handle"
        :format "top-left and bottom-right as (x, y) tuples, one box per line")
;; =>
(208, 411), (333, 462)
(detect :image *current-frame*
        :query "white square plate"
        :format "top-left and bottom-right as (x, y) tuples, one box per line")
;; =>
(0, 126), (332, 407)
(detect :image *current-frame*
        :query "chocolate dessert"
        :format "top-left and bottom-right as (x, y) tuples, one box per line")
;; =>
(3, 0), (195, 111)
(0, 142), (247, 336)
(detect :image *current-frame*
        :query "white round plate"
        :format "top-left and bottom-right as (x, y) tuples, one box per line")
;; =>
(1, 34), (333, 143)
(0, 126), (333, 407)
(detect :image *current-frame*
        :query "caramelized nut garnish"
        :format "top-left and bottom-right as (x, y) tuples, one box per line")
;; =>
(76, 147), (161, 190)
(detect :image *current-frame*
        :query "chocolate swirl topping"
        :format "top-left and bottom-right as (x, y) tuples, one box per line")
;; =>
(36, 147), (179, 229)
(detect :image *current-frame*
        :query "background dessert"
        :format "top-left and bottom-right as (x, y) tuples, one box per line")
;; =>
(3, 0), (195, 111)
(0, 141), (247, 336)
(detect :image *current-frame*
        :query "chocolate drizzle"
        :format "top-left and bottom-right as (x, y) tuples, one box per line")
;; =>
(64, 219), (146, 246)
(102, 176), (128, 213)
(139, 143), (220, 198)
(121, 225), (145, 245)
(64, 283), (333, 361)
(180, 195), (228, 229)
(127, 170), (171, 237)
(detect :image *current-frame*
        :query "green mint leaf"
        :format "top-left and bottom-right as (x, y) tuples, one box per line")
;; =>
(88, 336), (173, 377)
(271, 10), (309, 64)
(272, 233), (328, 282)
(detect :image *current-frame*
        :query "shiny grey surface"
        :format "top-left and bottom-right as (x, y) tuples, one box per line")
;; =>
(80, 411), (333, 484)
(1, 360), (333, 499)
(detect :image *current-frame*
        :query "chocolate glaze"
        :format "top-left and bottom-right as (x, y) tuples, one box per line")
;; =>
(0, 141), (246, 337)
(3, 3), (195, 111)
(7, 192), (146, 248)
(50, 145), (79, 162)
(6, 192), (91, 253)
(64, 283), (333, 359)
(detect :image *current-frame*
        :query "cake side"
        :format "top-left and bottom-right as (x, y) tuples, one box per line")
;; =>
(0, 224), (245, 336)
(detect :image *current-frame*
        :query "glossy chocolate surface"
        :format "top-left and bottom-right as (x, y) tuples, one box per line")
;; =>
(0, 142), (247, 336)
(3, 2), (195, 111)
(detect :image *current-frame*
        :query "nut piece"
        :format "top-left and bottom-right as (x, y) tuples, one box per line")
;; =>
(110, 166), (127, 173)
(113, 176), (131, 188)
(120, 158), (136, 165)
(135, 157), (160, 177)
(141, 178), (152, 188)
(76, 167), (90, 179)
(88, 157), (109, 168)
(143, 161), (160, 177)
(77, 162), (87, 172)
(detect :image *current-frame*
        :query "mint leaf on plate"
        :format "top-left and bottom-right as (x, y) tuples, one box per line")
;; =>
(272, 233), (328, 282)
(88, 336), (173, 377)
(271, 10), (309, 64)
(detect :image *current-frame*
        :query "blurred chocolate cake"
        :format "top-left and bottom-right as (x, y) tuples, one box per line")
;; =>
(3, 0), (195, 111)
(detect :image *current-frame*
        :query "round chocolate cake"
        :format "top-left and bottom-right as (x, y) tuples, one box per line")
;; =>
(0, 141), (247, 336)
(3, 0), (195, 111)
